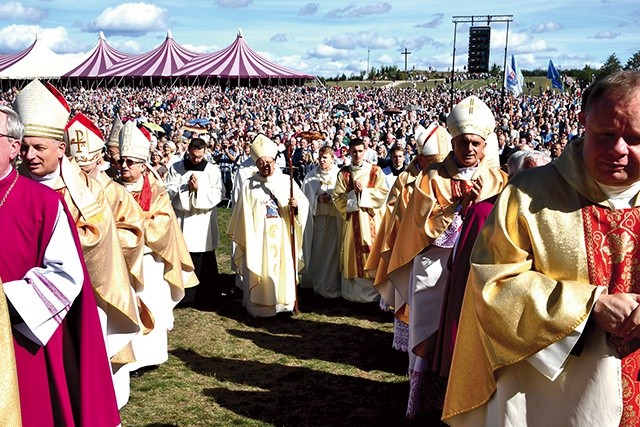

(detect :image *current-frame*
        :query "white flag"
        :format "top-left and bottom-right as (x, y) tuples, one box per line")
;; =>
(504, 54), (524, 96)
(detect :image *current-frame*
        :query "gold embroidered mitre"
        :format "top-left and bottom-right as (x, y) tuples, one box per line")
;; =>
(64, 113), (105, 166)
(13, 79), (70, 141)
(119, 121), (150, 162)
(415, 122), (451, 158)
(107, 115), (124, 148)
(446, 95), (495, 140)
(250, 133), (279, 161)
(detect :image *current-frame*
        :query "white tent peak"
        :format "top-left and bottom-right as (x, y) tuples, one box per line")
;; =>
(237, 28), (243, 38)
(167, 30), (173, 39)
(99, 31), (106, 40)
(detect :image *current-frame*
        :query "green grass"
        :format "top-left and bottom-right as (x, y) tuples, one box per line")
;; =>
(119, 207), (411, 427)
(318, 76), (563, 96)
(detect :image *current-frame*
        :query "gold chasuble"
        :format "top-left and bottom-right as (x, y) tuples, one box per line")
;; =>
(0, 280), (21, 427)
(132, 173), (198, 295)
(95, 171), (145, 293)
(333, 162), (388, 279)
(386, 153), (507, 288)
(444, 139), (633, 426)
(25, 157), (140, 364)
(365, 159), (422, 310)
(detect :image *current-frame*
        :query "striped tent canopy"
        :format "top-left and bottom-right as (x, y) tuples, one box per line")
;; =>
(0, 39), (36, 72)
(175, 29), (314, 79)
(98, 30), (198, 78)
(0, 36), (86, 79)
(63, 32), (129, 78)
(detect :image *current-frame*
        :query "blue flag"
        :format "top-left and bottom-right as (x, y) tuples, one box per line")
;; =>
(504, 54), (524, 96)
(547, 60), (563, 91)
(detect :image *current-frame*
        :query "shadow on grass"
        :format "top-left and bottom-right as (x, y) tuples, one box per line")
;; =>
(202, 286), (397, 324)
(226, 319), (407, 375)
(171, 348), (410, 427)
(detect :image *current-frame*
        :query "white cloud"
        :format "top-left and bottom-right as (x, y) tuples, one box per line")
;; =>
(298, 3), (318, 16)
(109, 39), (143, 54)
(86, 2), (168, 35)
(531, 21), (565, 33)
(377, 54), (393, 64)
(306, 44), (352, 60)
(414, 13), (444, 29)
(324, 30), (397, 50)
(325, 2), (391, 19)
(0, 24), (86, 53)
(215, 0), (252, 8)
(270, 33), (289, 43)
(0, 2), (47, 23)
(400, 35), (444, 51)
(590, 30), (620, 39)
(181, 43), (219, 53)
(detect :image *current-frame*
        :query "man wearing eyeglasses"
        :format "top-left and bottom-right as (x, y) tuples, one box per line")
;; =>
(166, 137), (223, 307)
(118, 120), (198, 374)
(65, 112), (146, 408)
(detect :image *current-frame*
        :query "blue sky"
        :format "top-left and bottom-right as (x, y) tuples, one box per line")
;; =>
(0, 0), (639, 77)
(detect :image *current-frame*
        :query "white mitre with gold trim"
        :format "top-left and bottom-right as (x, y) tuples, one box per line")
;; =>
(446, 95), (495, 140)
(64, 113), (105, 166)
(119, 121), (150, 162)
(107, 115), (124, 148)
(482, 132), (500, 169)
(415, 122), (451, 157)
(13, 79), (70, 141)
(250, 133), (278, 162)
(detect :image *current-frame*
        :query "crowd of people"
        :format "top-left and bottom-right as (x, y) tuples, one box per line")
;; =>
(2, 70), (638, 427)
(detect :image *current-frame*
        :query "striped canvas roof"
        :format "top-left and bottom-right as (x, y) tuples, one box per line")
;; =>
(64, 32), (129, 78)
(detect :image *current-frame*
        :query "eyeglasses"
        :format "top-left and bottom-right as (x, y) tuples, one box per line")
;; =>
(256, 159), (275, 168)
(0, 132), (17, 140)
(118, 158), (145, 167)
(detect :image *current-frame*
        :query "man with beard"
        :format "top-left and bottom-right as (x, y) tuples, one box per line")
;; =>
(166, 137), (224, 307)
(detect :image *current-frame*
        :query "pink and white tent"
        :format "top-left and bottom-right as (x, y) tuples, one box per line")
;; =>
(63, 32), (129, 78)
(98, 30), (198, 78)
(0, 39), (36, 72)
(175, 30), (313, 80)
(0, 36), (86, 79)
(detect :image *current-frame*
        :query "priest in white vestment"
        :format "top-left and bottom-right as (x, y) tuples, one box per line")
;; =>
(228, 134), (309, 317)
(166, 137), (223, 305)
(301, 145), (342, 298)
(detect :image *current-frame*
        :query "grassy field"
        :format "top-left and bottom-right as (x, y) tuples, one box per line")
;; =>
(321, 76), (559, 95)
(120, 207), (411, 427)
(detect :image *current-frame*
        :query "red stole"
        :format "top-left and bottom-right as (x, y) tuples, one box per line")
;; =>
(583, 205), (640, 427)
(341, 165), (379, 276)
(132, 174), (153, 212)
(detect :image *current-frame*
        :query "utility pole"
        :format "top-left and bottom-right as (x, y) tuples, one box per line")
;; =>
(367, 48), (370, 76)
(401, 48), (411, 72)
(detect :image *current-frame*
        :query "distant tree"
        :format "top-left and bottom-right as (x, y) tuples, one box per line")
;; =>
(599, 54), (622, 78)
(490, 63), (502, 78)
(624, 51), (640, 71)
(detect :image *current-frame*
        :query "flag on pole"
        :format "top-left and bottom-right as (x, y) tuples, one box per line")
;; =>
(547, 60), (563, 91)
(504, 54), (524, 96)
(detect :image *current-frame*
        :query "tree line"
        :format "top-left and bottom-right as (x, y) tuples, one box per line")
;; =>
(321, 50), (640, 84)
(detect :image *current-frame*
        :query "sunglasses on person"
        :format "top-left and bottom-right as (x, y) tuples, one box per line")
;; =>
(117, 158), (145, 167)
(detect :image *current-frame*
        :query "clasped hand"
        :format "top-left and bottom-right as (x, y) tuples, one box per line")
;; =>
(593, 291), (640, 340)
